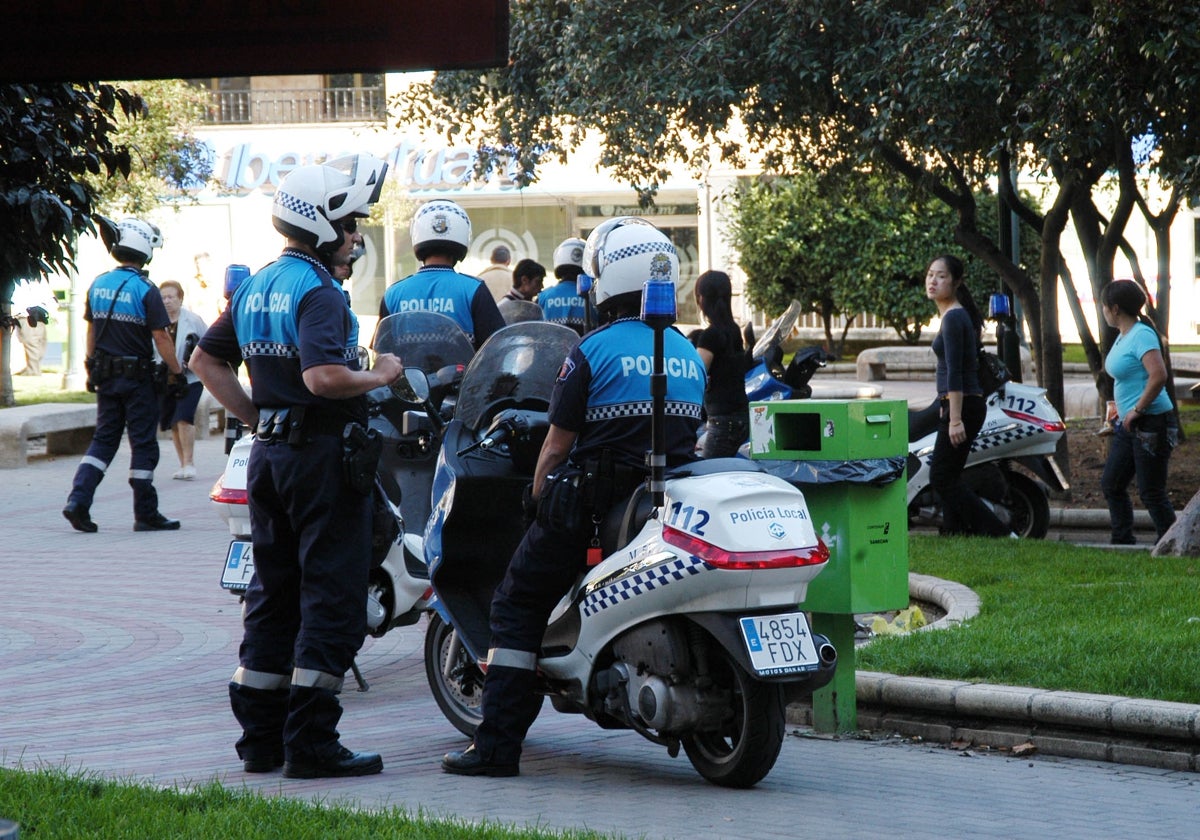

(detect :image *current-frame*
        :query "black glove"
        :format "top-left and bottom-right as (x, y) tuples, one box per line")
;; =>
(521, 482), (539, 531)
(167, 372), (189, 401)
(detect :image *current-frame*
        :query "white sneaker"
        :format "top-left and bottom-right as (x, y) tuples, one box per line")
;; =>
(173, 466), (196, 481)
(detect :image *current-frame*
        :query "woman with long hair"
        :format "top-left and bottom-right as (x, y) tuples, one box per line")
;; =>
(926, 255), (1012, 537)
(1100, 279), (1177, 544)
(692, 270), (749, 458)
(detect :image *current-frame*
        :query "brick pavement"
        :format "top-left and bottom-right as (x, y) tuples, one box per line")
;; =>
(2, 437), (1199, 839)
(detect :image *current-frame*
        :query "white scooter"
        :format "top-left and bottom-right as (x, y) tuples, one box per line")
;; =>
(420, 315), (837, 788)
(906, 379), (1069, 538)
(211, 313), (474, 689)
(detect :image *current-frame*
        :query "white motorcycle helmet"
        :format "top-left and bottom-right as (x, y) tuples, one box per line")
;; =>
(272, 153), (388, 253)
(410, 199), (472, 263)
(111, 218), (163, 264)
(583, 218), (678, 314)
(552, 236), (586, 279)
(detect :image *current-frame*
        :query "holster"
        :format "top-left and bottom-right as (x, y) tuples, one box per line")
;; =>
(152, 361), (170, 393)
(537, 465), (587, 535)
(84, 353), (111, 392)
(538, 452), (644, 536)
(257, 407), (299, 444)
(342, 422), (383, 497)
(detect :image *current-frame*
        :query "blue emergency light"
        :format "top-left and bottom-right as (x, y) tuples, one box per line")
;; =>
(224, 264), (250, 300)
(988, 292), (1012, 319)
(641, 279), (677, 322)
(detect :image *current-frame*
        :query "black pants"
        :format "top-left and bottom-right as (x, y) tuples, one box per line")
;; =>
(67, 376), (161, 521)
(230, 434), (372, 762)
(472, 518), (590, 765)
(928, 394), (1010, 537)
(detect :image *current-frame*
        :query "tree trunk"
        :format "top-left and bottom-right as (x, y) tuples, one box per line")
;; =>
(2, 278), (16, 407)
(1152, 488), (1200, 558)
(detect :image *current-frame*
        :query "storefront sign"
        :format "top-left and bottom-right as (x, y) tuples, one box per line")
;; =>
(220, 138), (521, 195)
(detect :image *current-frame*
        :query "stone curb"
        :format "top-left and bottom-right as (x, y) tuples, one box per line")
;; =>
(1052, 506), (1153, 529)
(789, 574), (1200, 772)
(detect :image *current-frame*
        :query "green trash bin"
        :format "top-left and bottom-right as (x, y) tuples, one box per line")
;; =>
(749, 399), (909, 733)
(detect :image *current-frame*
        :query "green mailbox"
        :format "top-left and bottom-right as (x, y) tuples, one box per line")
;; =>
(748, 399), (910, 732)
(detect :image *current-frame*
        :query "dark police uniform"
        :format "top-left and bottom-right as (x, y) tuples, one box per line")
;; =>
(379, 264), (505, 350)
(198, 248), (373, 767)
(473, 316), (706, 767)
(66, 266), (172, 523)
(537, 280), (597, 336)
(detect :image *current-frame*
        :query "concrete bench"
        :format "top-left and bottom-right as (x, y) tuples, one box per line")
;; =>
(156, 388), (226, 441)
(0, 403), (97, 469)
(856, 346), (937, 381)
(856, 345), (1033, 382)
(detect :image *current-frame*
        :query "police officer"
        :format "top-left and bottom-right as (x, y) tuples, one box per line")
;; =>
(537, 236), (597, 336)
(191, 153), (404, 779)
(63, 218), (186, 534)
(378, 198), (504, 350)
(443, 218), (706, 777)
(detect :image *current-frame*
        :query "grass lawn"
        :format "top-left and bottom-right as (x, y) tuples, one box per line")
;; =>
(859, 535), (1200, 703)
(7, 368), (94, 406)
(0, 771), (611, 840)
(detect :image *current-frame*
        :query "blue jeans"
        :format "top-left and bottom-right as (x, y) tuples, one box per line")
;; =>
(1101, 412), (1177, 544)
(701, 413), (749, 459)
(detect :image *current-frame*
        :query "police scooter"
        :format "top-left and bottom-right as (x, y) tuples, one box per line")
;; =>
(212, 312), (474, 690)
(906, 377), (1069, 539)
(421, 291), (837, 788)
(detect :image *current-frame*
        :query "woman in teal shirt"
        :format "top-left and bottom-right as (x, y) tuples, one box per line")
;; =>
(1100, 280), (1177, 544)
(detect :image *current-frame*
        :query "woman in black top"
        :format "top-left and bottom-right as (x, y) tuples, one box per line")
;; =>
(693, 270), (750, 458)
(926, 255), (1011, 537)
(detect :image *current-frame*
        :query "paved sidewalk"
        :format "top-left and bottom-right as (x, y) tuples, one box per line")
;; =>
(3, 437), (1199, 838)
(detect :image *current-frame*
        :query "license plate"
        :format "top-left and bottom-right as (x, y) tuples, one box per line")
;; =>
(221, 540), (255, 591)
(739, 611), (820, 676)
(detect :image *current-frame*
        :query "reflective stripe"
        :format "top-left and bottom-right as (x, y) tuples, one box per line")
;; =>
(230, 667), (289, 690)
(129, 468), (154, 481)
(292, 667), (344, 692)
(487, 647), (537, 671)
(81, 455), (108, 472)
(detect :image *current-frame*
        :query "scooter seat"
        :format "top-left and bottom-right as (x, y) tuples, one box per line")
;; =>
(599, 484), (653, 557)
(598, 459), (767, 554)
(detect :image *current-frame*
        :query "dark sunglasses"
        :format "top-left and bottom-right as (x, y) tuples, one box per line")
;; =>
(340, 218), (358, 234)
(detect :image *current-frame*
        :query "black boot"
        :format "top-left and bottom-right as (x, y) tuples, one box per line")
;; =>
(63, 502), (98, 533)
(281, 685), (381, 779)
(230, 682), (288, 773)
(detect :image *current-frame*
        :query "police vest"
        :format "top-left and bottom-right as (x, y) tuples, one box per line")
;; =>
(87, 266), (161, 358)
(231, 251), (358, 408)
(538, 281), (594, 333)
(382, 266), (483, 343)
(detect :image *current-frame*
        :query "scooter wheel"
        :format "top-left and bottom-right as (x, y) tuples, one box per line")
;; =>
(681, 647), (785, 788)
(1003, 470), (1051, 539)
(424, 613), (484, 738)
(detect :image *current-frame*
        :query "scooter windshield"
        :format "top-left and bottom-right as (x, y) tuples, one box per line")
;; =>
(454, 322), (580, 433)
(751, 299), (802, 360)
(371, 311), (475, 372)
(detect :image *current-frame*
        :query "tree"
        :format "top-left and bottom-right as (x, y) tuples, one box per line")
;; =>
(725, 170), (956, 351)
(390, 1), (1200, 417)
(1, 80), (213, 406)
(1, 82), (141, 406)
(82, 79), (214, 216)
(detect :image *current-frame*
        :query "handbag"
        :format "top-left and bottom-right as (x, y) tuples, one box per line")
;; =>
(977, 348), (1012, 396)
